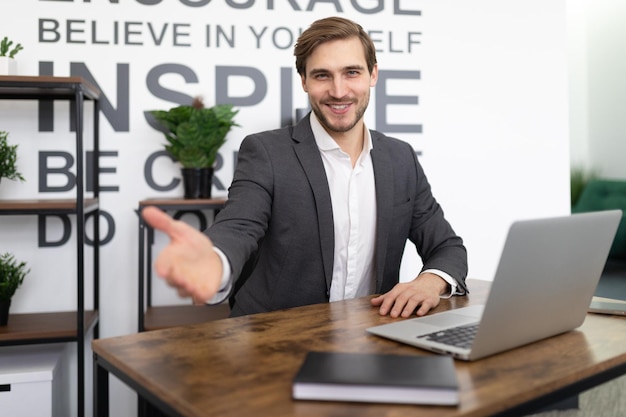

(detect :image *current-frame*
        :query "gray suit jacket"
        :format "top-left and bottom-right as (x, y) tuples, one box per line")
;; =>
(208, 114), (468, 316)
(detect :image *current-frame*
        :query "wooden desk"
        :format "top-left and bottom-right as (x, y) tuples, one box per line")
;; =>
(92, 279), (626, 417)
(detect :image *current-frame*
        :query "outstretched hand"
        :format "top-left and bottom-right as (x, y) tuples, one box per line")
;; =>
(370, 272), (448, 318)
(141, 206), (223, 304)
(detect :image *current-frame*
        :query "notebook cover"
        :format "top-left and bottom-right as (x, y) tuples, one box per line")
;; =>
(292, 351), (459, 405)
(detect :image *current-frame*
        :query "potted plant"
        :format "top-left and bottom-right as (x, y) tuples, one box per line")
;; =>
(0, 131), (25, 185)
(570, 165), (597, 207)
(149, 97), (238, 199)
(0, 36), (24, 75)
(0, 252), (29, 325)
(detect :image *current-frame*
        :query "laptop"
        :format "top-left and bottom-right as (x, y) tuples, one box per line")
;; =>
(588, 258), (626, 315)
(589, 296), (626, 316)
(367, 210), (622, 361)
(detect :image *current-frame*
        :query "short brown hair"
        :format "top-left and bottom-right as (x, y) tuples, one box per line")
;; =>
(294, 16), (377, 77)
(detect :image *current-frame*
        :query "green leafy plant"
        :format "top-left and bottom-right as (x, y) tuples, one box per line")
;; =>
(0, 37), (24, 58)
(0, 252), (29, 302)
(570, 165), (597, 207)
(0, 131), (25, 182)
(149, 97), (239, 168)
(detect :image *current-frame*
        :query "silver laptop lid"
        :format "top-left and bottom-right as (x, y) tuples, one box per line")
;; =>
(467, 209), (622, 359)
(367, 210), (622, 361)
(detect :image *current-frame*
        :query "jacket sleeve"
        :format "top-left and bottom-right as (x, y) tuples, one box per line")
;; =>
(207, 134), (274, 281)
(409, 150), (468, 294)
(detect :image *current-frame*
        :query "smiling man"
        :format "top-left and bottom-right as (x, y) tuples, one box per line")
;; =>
(142, 16), (468, 318)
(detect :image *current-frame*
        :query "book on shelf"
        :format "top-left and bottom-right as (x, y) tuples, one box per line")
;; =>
(292, 351), (459, 405)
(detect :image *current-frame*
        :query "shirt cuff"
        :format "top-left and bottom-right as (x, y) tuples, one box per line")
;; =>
(205, 247), (233, 305)
(421, 269), (465, 298)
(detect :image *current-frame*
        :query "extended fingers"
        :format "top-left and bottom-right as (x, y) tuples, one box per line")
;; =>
(143, 206), (200, 243)
(142, 206), (173, 232)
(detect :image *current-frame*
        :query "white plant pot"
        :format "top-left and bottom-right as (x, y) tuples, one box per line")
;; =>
(0, 57), (18, 75)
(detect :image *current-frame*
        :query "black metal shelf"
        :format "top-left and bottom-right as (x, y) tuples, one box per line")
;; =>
(0, 75), (100, 417)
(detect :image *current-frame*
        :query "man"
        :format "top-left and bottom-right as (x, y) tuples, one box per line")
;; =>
(142, 16), (468, 318)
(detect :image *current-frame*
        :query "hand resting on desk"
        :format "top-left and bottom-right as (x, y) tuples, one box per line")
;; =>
(370, 272), (448, 318)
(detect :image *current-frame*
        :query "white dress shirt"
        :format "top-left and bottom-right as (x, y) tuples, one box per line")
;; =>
(309, 112), (377, 301)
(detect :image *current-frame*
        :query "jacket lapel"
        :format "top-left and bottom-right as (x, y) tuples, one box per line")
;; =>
(292, 115), (335, 293)
(370, 132), (394, 293)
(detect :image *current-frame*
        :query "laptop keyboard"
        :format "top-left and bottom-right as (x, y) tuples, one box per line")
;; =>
(417, 323), (479, 349)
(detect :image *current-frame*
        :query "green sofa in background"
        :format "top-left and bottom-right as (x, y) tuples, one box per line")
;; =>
(572, 179), (626, 299)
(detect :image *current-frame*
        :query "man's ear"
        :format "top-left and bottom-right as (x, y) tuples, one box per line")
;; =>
(370, 63), (379, 87)
(301, 74), (308, 92)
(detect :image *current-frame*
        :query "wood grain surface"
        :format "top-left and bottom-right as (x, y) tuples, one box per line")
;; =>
(93, 279), (626, 417)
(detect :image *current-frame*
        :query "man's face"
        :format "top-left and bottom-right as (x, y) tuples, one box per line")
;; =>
(301, 37), (378, 138)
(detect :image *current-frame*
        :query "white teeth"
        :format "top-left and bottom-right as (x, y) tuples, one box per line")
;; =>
(330, 104), (348, 109)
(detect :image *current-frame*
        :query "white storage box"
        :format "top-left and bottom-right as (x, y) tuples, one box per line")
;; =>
(0, 344), (67, 417)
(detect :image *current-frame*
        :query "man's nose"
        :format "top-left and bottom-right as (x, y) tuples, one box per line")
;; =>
(329, 78), (348, 98)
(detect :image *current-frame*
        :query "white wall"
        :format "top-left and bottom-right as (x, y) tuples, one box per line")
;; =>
(1, 2), (570, 416)
(569, 0), (626, 179)
(586, 0), (626, 179)
(567, 0), (591, 172)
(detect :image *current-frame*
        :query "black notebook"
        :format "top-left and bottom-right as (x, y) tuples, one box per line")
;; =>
(292, 351), (459, 405)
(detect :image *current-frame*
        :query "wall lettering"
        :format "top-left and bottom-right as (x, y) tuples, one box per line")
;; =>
(39, 0), (420, 15)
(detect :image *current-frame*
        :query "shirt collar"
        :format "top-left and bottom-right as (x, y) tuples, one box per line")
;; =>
(309, 111), (373, 158)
